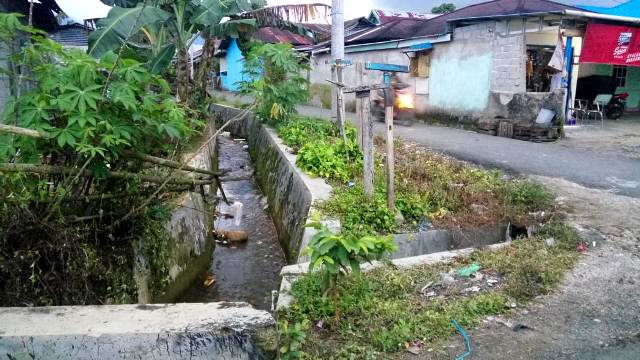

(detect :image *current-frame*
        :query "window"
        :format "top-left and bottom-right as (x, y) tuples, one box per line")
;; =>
(613, 65), (627, 87)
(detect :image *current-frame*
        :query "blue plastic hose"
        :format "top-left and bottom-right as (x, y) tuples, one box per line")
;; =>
(452, 320), (472, 360)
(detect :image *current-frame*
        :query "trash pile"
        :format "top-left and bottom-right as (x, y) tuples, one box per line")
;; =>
(419, 263), (503, 300)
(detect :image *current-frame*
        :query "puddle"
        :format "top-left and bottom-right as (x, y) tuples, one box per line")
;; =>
(180, 136), (286, 311)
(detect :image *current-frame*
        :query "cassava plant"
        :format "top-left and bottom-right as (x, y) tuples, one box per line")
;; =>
(0, 13), (199, 306)
(303, 224), (397, 322)
(240, 42), (309, 123)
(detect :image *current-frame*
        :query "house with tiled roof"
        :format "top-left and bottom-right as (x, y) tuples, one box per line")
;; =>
(310, 0), (640, 125)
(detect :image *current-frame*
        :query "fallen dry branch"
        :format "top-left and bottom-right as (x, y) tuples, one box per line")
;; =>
(0, 163), (216, 186)
(114, 103), (256, 225)
(121, 150), (219, 177)
(0, 124), (43, 138)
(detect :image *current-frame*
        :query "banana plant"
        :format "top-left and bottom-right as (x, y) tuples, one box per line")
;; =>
(89, 0), (329, 103)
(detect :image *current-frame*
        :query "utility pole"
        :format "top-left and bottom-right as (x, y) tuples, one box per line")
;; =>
(331, 0), (345, 119)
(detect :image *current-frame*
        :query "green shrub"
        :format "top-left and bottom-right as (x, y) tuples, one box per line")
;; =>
(277, 116), (336, 150)
(506, 181), (554, 213)
(296, 139), (352, 182)
(396, 192), (431, 224)
(277, 320), (309, 360)
(319, 184), (396, 238)
(240, 43), (309, 123)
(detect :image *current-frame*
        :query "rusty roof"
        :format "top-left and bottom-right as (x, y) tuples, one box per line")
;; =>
(253, 27), (314, 46)
(316, 0), (580, 49)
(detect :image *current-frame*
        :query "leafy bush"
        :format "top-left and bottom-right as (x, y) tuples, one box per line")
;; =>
(292, 120), (362, 183)
(2, 20), (195, 163)
(277, 116), (336, 151)
(296, 140), (352, 182)
(240, 43), (309, 123)
(506, 181), (554, 213)
(303, 224), (397, 322)
(320, 184), (396, 238)
(277, 320), (309, 360)
(0, 13), (195, 306)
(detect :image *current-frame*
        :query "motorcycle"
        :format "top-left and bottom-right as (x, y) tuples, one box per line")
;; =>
(372, 83), (415, 126)
(605, 92), (628, 120)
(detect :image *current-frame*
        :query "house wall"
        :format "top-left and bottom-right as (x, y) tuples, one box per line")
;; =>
(220, 39), (248, 92)
(310, 48), (415, 108)
(428, 23), (494, 113)
(307, 20), (565, 123)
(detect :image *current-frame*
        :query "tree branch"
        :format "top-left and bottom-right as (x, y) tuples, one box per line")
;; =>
(0, 163), (217, 186)
(113, 103), (255, 225)
(121, 150), (219, 177)
(0, 124), (43, 138)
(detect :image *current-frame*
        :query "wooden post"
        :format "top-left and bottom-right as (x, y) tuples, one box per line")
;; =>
(336, 60), (349, 162)
(358, 90), (374, 196)
(355, 62), (364, 149)
(384, 87), (395, 210)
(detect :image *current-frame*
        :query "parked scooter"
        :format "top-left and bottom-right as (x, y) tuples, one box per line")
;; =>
(606, 92), (628, 120)
(372, 82), (415, 126)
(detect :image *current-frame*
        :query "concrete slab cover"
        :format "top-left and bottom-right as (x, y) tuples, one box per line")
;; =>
(0, 302), (274, 359)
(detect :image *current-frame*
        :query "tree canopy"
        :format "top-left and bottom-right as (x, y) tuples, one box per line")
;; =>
(431, 3), (456, 14)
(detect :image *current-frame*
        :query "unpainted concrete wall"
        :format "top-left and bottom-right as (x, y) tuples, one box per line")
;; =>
(308, 21), (565, 123)
(136, 123), (217, 303)
(428, 23), (494, 113)
(211, 105), (332, 263)
(0, 302), (274, 360)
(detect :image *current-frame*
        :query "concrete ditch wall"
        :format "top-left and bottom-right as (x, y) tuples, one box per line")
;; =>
(211, 104), (332, 262)
(136, 123), (217, 303)
(0, 302), (274, 359)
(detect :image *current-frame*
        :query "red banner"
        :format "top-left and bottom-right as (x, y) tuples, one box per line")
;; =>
(581, 22), (640, 66)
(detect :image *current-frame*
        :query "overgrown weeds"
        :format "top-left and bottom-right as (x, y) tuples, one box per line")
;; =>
(280, 223), (581, 358)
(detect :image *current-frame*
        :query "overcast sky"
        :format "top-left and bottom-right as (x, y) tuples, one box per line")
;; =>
(59, 0), (627, 25)
(268, 0), (624, 19)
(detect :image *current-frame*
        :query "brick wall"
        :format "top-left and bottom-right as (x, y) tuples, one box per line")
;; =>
(490, 22), (526, 93)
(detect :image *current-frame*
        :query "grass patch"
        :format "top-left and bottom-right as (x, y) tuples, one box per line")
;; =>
(280, 222), (581, 358)
(275, 117), (556, 240)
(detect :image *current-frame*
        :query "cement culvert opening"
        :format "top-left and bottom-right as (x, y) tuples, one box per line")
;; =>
(509, 223), (529, 240)
(180, 136), (286, 311)
(391, 223), (509, 259)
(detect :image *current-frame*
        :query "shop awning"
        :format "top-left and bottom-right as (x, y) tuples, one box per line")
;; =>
(580, 22), (640, 67)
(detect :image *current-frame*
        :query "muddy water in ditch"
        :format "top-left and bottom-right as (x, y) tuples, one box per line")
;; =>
(180, 136), (286, 311)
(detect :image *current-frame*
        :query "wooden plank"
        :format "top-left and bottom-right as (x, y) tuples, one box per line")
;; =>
(385, 104), (395, 210)
(343, 83), (387, 94)
(356, 62), (364, 149)
(362, 95), (374, 197)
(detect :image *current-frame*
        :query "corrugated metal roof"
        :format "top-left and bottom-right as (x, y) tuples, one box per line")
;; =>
(371, 9), (439, 24)
(315, 0), (581, 50)
(48, 24), (90, 48)
(443, 0), (580, 22)
(253, 27), (314, 46)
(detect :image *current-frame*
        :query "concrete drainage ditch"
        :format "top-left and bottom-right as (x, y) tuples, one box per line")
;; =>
(211, 104), (511, 311)
(0, 105), (512, 359)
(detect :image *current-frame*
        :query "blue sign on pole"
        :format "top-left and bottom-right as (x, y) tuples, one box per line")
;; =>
(365, 62), (410, 73)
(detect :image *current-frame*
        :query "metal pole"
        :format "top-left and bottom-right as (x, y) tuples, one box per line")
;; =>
(383, 72), (394, 210)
